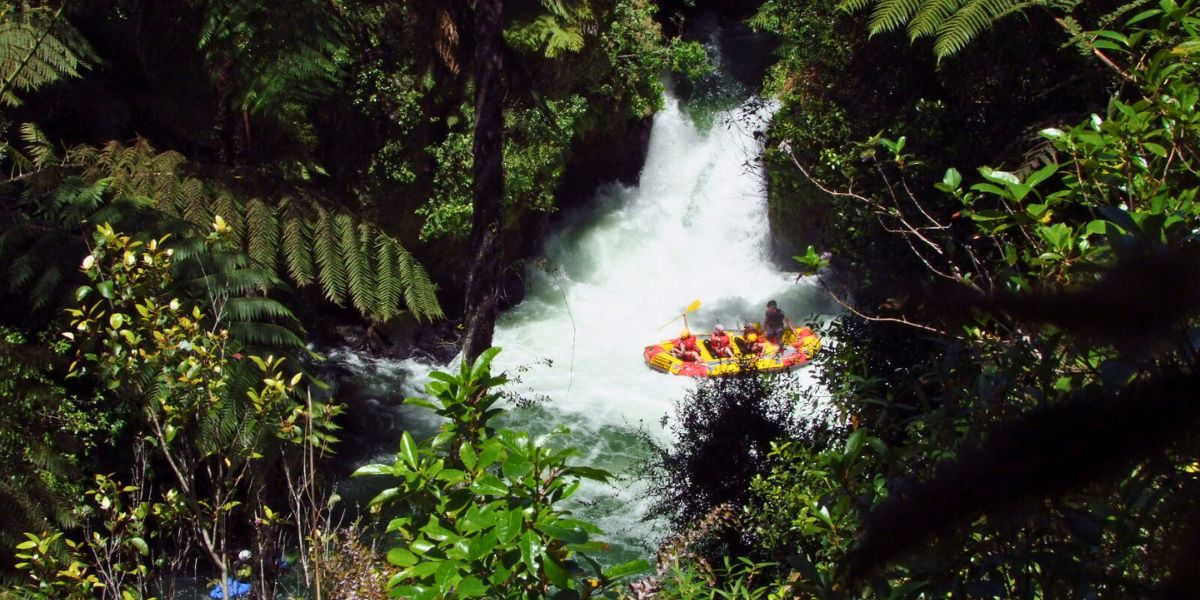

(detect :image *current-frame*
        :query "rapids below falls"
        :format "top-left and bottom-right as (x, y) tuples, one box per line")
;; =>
(329, 90), (840, 564)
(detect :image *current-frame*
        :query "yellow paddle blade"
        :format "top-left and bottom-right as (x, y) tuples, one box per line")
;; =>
(656, 299), (702, 330)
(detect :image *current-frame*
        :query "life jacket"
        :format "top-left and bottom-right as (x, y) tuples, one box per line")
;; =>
(765, 309), (785, 330)
(676, 335), (698, 352)
(710, 332), (730, 351)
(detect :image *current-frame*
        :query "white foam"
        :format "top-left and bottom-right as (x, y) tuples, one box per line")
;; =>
(343, 95), (837, 555)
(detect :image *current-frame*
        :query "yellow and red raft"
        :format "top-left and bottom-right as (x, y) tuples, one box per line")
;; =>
(643, 327), (822, 378)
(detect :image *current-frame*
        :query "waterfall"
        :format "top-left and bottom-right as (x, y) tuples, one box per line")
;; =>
(334, 93), (836, 561)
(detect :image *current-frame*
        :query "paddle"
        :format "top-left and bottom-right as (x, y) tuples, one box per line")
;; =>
(657, 299), (702, 331)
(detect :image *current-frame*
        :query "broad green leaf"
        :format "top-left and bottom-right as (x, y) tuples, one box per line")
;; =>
(520, 530), (540, 572)
(603, 559), (651, 580)
(352, 463), (392, 477)
(942, 167), (962, 189)
(495, 509), (524, 543)
(457, 576), (488, 598)
(400, 431), (420, 469)
(544, 556), (571, 589)
(537, 523), (588, 544)
(387, 547), (418, 567)
(502, 456), (533, 480)
(470, 473), (508, 496)
(460, 442), (478, 471)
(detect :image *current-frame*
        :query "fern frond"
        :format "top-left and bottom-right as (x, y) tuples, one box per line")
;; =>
(224, 296), (299, 324)
(19, 122), (57, 168)
(840, 0), (881, 12)
(214, 191), (247, 247)
(374, 237), (401, 322)
(909, 0), (965, 39)
(279, 198), (315, 286)
(245, 198), (279, 270)
(395, 242), (444, 321)
(28, 263), (63, 310)
(844, 0), (1044, 57)
(313, 207), (347, 304)
(229, 322), (305, 349)
(342, 217), (375, 317)
(0, 6), (98, 107)
(934, 0), (1025, 57)
(199, 0), (347, 119)
(869, 0), (923, 34)
(201, 267), (279, 297)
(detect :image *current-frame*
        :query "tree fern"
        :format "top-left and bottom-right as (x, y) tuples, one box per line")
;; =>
(505, 0), (592, 58)
(199, 0), (347, 119)
(0, 5), (98, 107)
(840, 0), (1051, 58)
(4, 136), (443, 323)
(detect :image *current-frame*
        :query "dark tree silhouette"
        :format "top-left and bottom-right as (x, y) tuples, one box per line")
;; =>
(462, 0), (505, 362)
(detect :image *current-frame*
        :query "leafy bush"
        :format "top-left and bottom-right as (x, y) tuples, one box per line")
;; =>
(640, 372), (840, 558)
(356, 348), (648, 599)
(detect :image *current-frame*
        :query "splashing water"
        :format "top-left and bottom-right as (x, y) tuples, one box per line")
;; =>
(335, 94), (837, 562)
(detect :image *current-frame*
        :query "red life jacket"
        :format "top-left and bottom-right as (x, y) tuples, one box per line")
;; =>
(711, 332), (730, 351)
(676, 336), (698, 352)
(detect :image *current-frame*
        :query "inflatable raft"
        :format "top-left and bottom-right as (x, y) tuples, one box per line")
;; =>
(643, 327), (822, 377)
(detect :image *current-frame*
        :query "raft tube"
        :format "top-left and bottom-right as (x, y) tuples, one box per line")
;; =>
(643, 327), (821, 377)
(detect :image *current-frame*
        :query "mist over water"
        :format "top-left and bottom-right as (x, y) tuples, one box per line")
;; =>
(335, 93), (837, 562)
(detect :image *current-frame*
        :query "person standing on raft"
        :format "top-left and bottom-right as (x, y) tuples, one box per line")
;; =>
(764, 300), (796, 345)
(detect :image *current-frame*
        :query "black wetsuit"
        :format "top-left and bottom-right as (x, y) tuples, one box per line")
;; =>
(765, 309), (786, 341)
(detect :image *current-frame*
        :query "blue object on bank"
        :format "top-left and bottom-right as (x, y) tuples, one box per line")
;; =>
(207, 578), (251, 598)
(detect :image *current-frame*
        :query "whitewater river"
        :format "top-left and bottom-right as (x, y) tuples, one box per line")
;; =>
(333, 93), (837, 562)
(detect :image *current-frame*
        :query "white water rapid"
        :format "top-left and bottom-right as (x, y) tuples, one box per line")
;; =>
(334, 93), (837, 562)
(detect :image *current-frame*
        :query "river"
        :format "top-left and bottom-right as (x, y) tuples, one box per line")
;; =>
(331, 90), (838, 564)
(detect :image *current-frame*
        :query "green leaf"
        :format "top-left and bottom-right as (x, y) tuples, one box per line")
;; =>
(437, 468), (467, 484)
(434, 559), (460, 588)
(520, 530), (540, 572)
(1024, 163), (1058, 188)
(387, 547), (419, 567)
(942, 167), (962, 189)
(844, 428), (866, 459)
(368, 487), (399, 507)
(494, 509), (524, 544)
(602, 559), (651, 580)
(979, 167), (1020, 187)
(478, 442), (504, 469)
(502, 455), (533, 480)
(457, 576), (488, 598)
(470, 473), (508, 496)
(460, 442), (478, 471)
(352, 463), (392, 477)
(400, 431), (420, 469)
(537, 523), (588, 545)
(544, 556), (571, 589)
(126, 537), (149, 555)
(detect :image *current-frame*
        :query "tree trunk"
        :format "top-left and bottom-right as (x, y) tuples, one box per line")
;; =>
(461, 0), (505, 363)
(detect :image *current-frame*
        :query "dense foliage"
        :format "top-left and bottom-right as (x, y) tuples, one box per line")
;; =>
(0, 0), (702, 596)
(356, 349), (647, 599)
(4, 0), (1200, 597)
(714, 0), (1200, 597)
